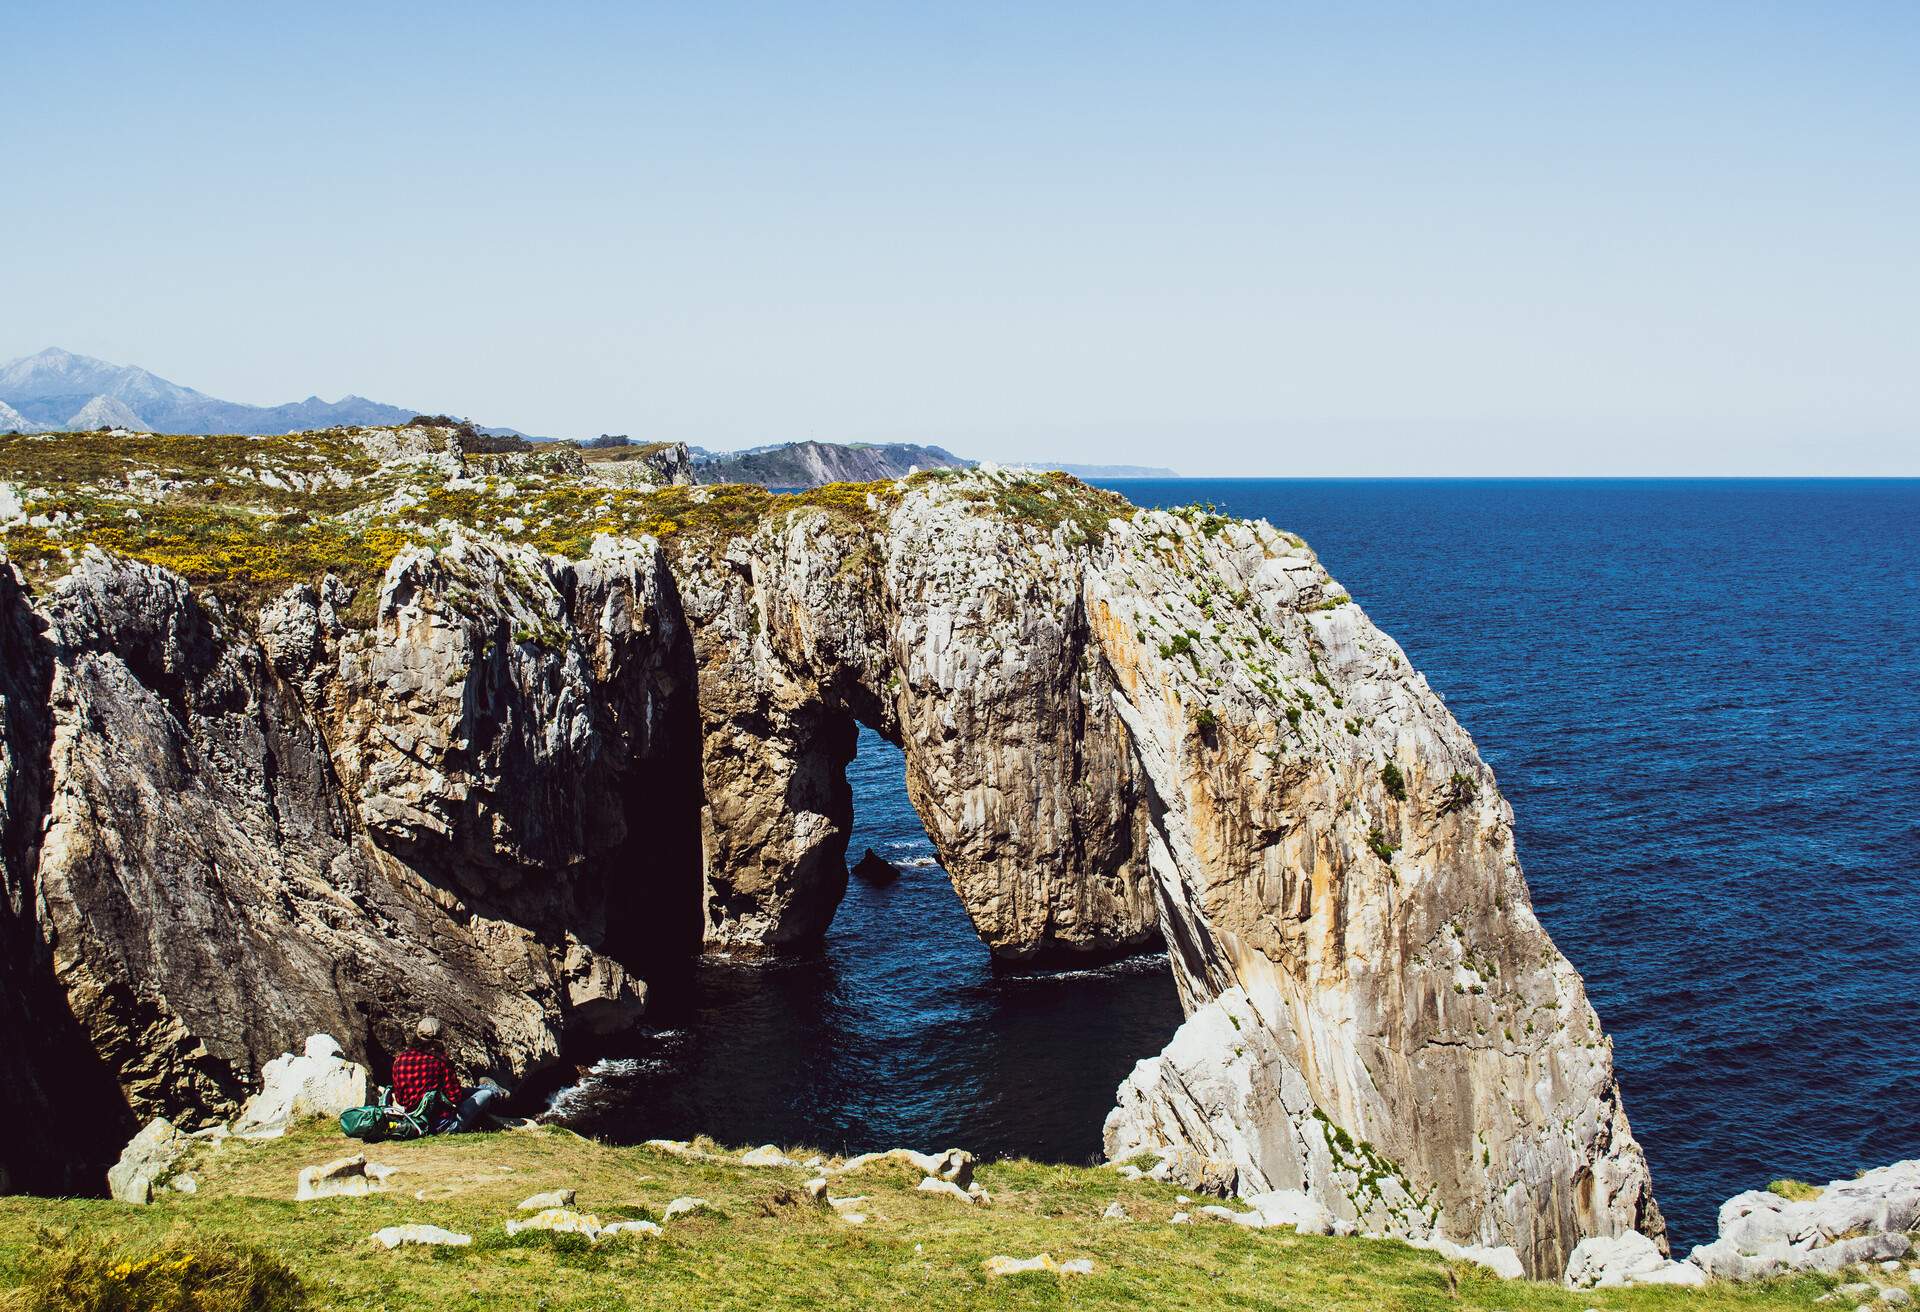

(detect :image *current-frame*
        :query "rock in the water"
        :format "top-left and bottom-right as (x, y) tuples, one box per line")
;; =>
(849, 848), (900, 883)
(234, 1036), (370, 1137)
(372, 1225), (470, 1249)
(1564, 1230), (1706, 1288)
(107, 1118), (191, 1205)
(517, 1189), (577, 1211)
(296, 1154), (394, 1201)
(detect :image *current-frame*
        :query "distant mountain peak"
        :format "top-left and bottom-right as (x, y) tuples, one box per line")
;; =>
(66, 395), (149, 431)
(0, 348), (429, 436)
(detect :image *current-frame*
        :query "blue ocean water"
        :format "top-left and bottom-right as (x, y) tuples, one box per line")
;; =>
(553, 478), (1919, 1248)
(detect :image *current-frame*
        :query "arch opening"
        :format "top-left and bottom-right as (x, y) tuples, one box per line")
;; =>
(548, 724), (1184, 1162)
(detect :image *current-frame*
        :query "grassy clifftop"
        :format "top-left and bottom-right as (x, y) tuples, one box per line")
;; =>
(0, 426), (1127, 620)
(0, 1123), (1828, 1311)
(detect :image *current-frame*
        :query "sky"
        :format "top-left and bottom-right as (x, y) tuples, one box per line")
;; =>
(2, 2), (1915, 474)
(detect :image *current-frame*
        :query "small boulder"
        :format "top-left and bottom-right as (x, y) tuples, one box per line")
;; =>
(1148, 1148), (1236, 1197)
(1565, 1230), (1704, 1289)
(598, 1220), (662, 1239)
(1059, 1259), (1095, 1276)
(643, 1138), (705, 1159)
(850, 848), (901, 883)
(517, 1189), (577, 1211)
(108, 1118), (192, 1205)
(916, 1177), (982, 1205)
(1238, 1190), (1337, 1236)
(662, 1196), (711, 1221)
(1102, 1201), (1130, 1221)
(506, 1208), (602, 1238)
(1406, 1235), (1526, 1280)
(803, 1177), (830, 1201)
(984, 1254), (1058, 1276)
(297, 1155), (394, 1201)
(372, 1225), (470, 1249)
(740, 1145), (799, 1168)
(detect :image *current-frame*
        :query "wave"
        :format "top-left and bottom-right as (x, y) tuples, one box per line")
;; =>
(996, 952), (1172, 985)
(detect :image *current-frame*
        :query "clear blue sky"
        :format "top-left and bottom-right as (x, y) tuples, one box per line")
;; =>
(3, 2), (1915, 473)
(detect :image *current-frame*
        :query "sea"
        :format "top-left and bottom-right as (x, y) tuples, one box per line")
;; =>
(549, 477), (1920, 1248)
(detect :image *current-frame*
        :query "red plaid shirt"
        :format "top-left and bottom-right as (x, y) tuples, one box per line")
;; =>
(391, 1048), (463, 1113)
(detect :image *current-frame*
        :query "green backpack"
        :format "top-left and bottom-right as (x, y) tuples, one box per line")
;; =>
(339, 1088), (451, 1142)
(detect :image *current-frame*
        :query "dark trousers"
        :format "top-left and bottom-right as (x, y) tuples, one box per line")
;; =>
(445, 1084), (504, 1133)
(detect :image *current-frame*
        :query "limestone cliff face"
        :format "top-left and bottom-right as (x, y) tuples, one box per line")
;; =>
(0, 443), (1657, 1276)
(1081, 509), (1663, 1276)
(0, 534), (697, 1185)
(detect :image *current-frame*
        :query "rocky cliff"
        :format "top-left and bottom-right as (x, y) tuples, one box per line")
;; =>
(692, 440), (970, 488)
(0, 428), (1657, 1274)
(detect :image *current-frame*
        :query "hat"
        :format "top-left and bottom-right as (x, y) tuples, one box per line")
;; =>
(415, 1016), (444, 1042)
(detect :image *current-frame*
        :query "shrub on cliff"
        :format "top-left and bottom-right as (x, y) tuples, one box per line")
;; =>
(7, 1234), (305, 1312)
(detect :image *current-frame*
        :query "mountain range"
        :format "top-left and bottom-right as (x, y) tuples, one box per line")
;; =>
(0, 348), (1177, 477)
(0, 348), (423, 435)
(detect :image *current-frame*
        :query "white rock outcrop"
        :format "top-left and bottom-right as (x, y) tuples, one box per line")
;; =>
(233, 1036), (370, 1137)
(1689, 1161), (1920, 1279)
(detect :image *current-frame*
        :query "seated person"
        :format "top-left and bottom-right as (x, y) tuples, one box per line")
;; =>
(390, 1016), (505, 1133)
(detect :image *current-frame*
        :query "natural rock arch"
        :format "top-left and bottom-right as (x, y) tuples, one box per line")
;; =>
(0, 451), (1661, 1276)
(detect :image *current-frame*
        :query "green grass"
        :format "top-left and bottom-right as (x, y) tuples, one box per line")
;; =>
(0, 1124), (1834, 1311)
(1764, 1180), (1823, 1202)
